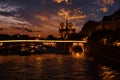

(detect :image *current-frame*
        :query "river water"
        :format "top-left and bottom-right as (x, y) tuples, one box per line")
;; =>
(0, 53), (120, 80)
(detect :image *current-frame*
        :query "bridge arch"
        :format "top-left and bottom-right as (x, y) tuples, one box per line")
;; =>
(69, 42), (85, 53)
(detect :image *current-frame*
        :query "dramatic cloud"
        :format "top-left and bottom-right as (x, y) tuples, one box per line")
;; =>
(102, 0), (114, 5)
(58, 8), (86, 20)
(54, 0), (69, 4)
(0, 3), (20, 12)
(12, 27), (41, 32)
(100, 7), (108, 12)
(54, 0), (64, 3)
(58, 8), (70, 19)
(0, 15), (31, 26)
(95, 0), (115, 12)
(0, 0), (119, 37)
(95, 0), (114, 5)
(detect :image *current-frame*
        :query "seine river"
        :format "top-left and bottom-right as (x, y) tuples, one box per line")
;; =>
(0, 53), (120, 80)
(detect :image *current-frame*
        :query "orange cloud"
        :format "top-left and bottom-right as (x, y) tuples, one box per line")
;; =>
(54, 0), (64, 3)
(58, 8), (86, 20)
(68, 15), (86, 20)
(35, 15), (48, 21)
(65, 0), (69, 4)
(96, 0), (114, 5)
(100, 7), (108, 12)
(58, 8), (70, 19)
(102, 0), (114, 5)
(95, 0), (115, 12)
(54, 0), (69, 4)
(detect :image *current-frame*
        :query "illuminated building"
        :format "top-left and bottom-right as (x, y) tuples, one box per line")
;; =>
(59, 19), (75, 39)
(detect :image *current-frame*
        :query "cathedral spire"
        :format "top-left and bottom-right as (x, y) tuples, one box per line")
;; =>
(65, 18), (69, 30)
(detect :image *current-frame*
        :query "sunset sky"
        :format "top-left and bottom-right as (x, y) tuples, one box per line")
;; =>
(0, 0), (120, 38)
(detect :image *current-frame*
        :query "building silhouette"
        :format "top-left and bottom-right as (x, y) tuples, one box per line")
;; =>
(59, 19), (75, 40)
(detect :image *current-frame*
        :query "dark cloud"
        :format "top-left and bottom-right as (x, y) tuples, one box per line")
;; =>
(0, 11), (14, 16)
(12, 26), (41, 32)
(12, 27), (33, 32)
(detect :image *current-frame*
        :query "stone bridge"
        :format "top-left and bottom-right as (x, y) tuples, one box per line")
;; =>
(0, 40), (87, 53)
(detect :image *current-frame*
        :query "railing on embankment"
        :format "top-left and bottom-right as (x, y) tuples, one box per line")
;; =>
(85, 43), (120, 64)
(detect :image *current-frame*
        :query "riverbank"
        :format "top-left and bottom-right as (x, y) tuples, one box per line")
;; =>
(85, 43), (120, 65)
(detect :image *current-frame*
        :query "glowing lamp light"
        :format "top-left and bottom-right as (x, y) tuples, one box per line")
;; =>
(117, 42), (120, 46)
(0, 42), (3, 46)
(38, 35), (41, 38)
(113, 41), (120, 46)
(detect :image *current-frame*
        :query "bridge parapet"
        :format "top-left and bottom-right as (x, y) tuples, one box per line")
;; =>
(0, 40), (87, 43)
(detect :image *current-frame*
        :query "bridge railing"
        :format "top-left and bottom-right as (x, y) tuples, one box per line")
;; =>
(0, 40), (87, 43)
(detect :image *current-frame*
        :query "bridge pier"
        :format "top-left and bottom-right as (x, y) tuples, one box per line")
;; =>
(70, 43), (85, 53)
(56, 42), (72, 53)
(64, 42), (73, 53)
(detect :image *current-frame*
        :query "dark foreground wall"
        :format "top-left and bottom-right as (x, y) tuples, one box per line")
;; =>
(85, 43), (120, 64)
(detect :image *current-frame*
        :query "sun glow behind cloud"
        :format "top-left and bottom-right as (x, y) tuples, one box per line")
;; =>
(35, 15), (48, 22)
(54, 0), (69, 4)
(54, 0), (64, 3)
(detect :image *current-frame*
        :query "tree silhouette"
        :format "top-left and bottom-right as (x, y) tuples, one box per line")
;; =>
(47, 35), (57, 40)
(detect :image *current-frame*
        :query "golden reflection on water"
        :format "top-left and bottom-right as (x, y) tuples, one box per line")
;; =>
(100, 66), (120, 80)
(71, 52), (85, 59)
(0, 56), (4, 64)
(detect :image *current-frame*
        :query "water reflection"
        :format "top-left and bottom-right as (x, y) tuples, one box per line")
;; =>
(99, 65), (120, 80)
(0, 53), (120, 80)
(71, 52), (84, 59)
